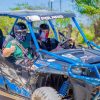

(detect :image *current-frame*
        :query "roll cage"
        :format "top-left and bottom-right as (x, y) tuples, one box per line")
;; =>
(1, 10), (100, 86)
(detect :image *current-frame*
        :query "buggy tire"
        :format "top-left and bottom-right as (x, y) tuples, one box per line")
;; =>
(31, 87), (61, 100)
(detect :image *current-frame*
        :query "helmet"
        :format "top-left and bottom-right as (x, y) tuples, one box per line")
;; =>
(14, 22), (27, 42)
(39, 23), (49, 33)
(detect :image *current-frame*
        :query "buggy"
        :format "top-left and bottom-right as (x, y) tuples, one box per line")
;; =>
(0, 10), (100, 100)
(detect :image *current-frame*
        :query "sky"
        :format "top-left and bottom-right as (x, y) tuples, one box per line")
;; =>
(0, 0), (91, 26)
(0, 0), (74, 11)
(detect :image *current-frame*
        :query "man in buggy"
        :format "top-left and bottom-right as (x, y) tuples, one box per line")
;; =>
(2, 22), (37, 84)
(37, 23), (75, 51)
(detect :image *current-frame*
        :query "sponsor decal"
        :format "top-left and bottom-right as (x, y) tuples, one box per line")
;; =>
(26, 15), (40, 21)
(40, 15), (64, 20)
(26, 15), (64, 21)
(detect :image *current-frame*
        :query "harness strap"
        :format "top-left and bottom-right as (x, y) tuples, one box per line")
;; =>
(11, 39), (28, 57)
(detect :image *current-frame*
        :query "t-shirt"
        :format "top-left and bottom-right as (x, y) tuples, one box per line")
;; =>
(5, 34), (33, 60)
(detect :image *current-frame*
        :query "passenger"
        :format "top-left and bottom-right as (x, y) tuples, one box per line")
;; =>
(2, 22), (36, 70)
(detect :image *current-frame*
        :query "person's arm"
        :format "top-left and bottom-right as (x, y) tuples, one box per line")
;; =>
(2, 45), (16, 57)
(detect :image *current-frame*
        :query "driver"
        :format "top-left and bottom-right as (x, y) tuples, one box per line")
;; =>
(2, 22), (36, 70)
(38, 23), (60, 51)
(38, 23), (75, 51)
(39, 23), (50, 42)
(37, 23), (53, 50)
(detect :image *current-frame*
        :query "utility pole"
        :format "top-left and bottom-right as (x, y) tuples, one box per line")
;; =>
(50, 0), (54, 11)
(51, 1), (53, 11)
(60, 0), (62, 12)
(48, 0), (50, 10)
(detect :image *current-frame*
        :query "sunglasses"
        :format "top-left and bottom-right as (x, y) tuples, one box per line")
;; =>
(16, 30), (27, 35)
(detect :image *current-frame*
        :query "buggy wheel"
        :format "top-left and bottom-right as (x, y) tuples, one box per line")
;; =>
(31, 87), (61, 100)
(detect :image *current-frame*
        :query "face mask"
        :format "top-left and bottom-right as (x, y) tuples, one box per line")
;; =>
(40, 31), (49, 41)
(40, 32), (46, 41)
(15, 31), (27, 42)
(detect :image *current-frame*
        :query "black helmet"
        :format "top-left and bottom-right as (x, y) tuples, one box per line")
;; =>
(14, 22), (27, 32)
(14, 22), (27, 42)
(39, 23), (49, 33)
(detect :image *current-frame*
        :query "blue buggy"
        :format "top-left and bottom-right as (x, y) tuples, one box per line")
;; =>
(0, 10), (100, 100)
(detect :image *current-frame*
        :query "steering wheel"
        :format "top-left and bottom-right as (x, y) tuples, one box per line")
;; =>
(39, 38), (76, 50)
(60, 38), (76, 49)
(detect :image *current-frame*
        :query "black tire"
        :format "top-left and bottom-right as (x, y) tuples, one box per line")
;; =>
(31, 87), (61, 100)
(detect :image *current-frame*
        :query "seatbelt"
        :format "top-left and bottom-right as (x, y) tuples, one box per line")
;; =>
(11, 39), (28, 57)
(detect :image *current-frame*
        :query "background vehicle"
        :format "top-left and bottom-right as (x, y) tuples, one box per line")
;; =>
(0, 10), (100, 100)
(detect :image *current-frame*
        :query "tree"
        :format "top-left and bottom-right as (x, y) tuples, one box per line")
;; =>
(10, 3), (48, 11)
(10, 3), (33, 10)
(0, 17), (15, 35)
(75, 0), (100, 15)
(75, 0), (100, 43)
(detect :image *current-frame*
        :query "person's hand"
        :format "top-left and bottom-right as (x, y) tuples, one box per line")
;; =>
(51, 45), (63, 52)
(2, 45), (16, 57)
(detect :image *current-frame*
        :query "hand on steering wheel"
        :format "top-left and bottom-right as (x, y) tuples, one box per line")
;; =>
(60, 38), (76, 49)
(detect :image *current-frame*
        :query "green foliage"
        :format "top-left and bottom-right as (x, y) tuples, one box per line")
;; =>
(10, 3), (33, 10)
(71, 27), (94, 44)
(75, 0), (100, 15)
(10, 3), (48, 10)
(55, 18), (70, 29)
(84, 28), (94, 40)
(75, 0), (100, 7)
(74, 0), (100, 44)
(77, 4), (100, 15)
(0, 17), (15, 35)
